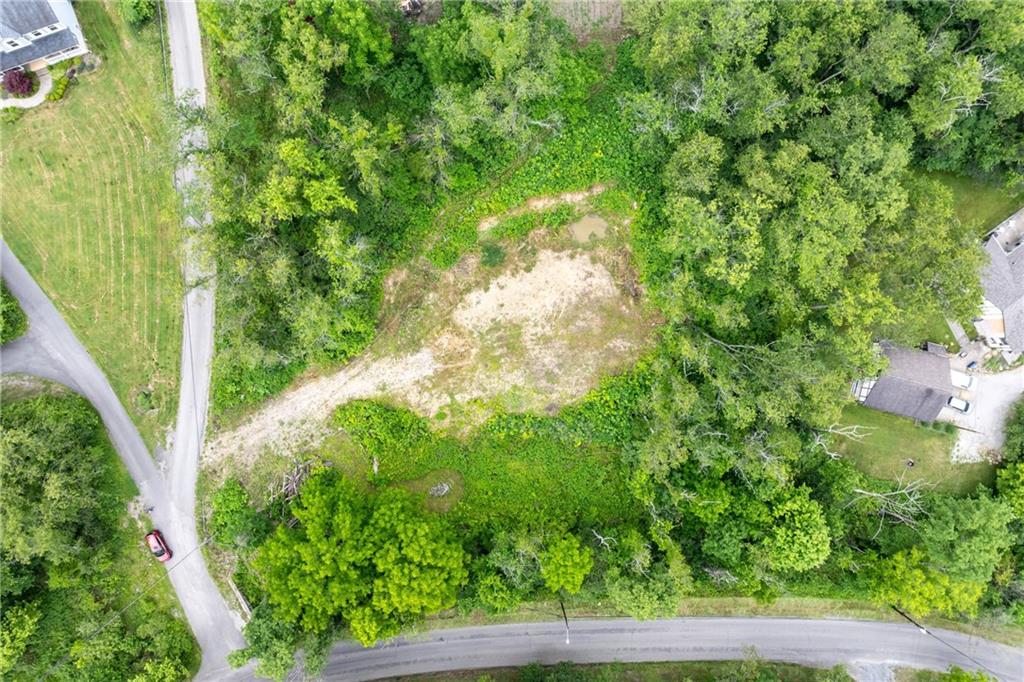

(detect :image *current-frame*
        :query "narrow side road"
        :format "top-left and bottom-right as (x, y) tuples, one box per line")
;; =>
(287, 618), (1020, 682)
(2, 1), (244, 678)
(164, 0), (246, 676)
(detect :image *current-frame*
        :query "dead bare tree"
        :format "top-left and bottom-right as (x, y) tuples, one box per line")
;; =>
(704, 567), (739, 586)
(813, 422), (875, 459)
(591, 529), (617, 551)
(850, 474), (932, 539)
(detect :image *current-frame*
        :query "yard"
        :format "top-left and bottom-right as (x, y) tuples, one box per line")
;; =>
(925, 170), (1024, 237)
(834, 404), (995, 495)
(0, 1), (182, 447)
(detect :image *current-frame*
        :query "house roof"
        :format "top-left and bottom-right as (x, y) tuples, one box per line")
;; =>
(0, 1), (58, 39)
(982, 208), (1024, 351)
(862, 343), (952, 421)
(0, 1), (79, 72)
(0, 28), (76, 71)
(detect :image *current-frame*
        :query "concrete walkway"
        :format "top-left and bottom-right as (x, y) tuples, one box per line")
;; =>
(0, 69), (52, 109)
(947, 318), (971, 350)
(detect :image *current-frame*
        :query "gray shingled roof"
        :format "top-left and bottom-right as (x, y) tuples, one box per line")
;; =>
(0, 1), (77, 72)
(0, 28), (76, 71)
(862, 343), (952, 421)
(0, 1), (58, 39)
(981, 208), (1024, 351)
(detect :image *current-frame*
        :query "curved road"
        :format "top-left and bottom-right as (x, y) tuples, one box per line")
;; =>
(238, 618), (1020, 682)
(2, 1), (243, 679)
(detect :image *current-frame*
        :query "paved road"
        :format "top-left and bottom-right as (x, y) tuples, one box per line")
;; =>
(0, 241), (242, 675)
(2, 2), (243, 679)
(275, 618), (1020, 682)
(164, 0), (246, 677)
(0, 243), (165, 506)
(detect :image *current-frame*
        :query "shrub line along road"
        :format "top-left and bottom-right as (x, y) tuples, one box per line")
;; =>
(2, 2), (1023, 682)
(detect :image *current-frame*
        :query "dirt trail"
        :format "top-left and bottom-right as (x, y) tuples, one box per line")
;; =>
(205, 350), (437, 465)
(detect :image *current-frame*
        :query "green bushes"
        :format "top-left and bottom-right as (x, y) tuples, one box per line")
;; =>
(211, 479), (268, 548)
(1, 284), (27, 343)
(117, 0), (156, 27)
(0, 394), (197, 679)
(46, 76), (69, 102)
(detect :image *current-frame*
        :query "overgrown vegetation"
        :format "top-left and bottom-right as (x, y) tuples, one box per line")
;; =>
(0, 284), (28, 343)
(0, 393), (197, 680)
(198, 0), (1024, 678)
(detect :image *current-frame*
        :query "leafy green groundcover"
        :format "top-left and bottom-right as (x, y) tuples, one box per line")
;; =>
(0, 283), (28, 343)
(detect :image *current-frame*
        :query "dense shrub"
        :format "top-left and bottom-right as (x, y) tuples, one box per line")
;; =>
(0, 284), (27, 343)
(3, 70), (36, 97)
(118, 0), (156, 27)
(45, 76), (69, 102)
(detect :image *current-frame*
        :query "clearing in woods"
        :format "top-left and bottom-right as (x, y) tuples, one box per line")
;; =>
(0, 1), (181, 447)
(204, 188), (660, 470)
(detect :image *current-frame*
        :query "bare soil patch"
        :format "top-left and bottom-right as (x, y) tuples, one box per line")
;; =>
(205, 194), (658, 469)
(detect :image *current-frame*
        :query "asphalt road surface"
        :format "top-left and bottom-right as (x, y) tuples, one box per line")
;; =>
(2, 1), (244, 678)
(164, 0), (246, 676)
(285, 618), (1021, 682)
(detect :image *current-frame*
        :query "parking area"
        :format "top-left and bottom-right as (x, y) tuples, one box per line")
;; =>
(942, 355), (1024, 462)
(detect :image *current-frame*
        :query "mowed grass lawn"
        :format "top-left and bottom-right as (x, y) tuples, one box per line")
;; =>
(924, 170), (1024, 237)
(1, 1), (181, 447)
(835, 404), (995, 495)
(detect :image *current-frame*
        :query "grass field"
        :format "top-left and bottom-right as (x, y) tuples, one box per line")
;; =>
(925, 170), (1024, 237)
(0, 1), (181, 447)
(835, 404), (995, 495)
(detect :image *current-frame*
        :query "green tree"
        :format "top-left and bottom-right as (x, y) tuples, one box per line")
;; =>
(0, 284), (27, 343)
(871, 548), (985, 618)
(210, 479), (265, 547)
(0, 602), (39, 676)
(604, 531), (693, 620)
(0, 395), (113, 563)
(539, 534), (593, 595)
(117, 0), (156, 27)
(227, 605), (297, 682)
(255, 471), (466, 648)
(763, 488), (831, 573)
(920, 494), (1013, 584)
(997, 463), (1024, 518)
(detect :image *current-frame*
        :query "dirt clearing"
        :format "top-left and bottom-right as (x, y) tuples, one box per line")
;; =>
(205, 194), (659, 469)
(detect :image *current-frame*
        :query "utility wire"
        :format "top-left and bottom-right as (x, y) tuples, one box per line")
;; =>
(889, 605), (999, 679)
(39, 538), (211, 680)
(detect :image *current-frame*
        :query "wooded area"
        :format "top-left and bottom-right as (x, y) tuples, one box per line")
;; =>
(191, 1), (1024, 679)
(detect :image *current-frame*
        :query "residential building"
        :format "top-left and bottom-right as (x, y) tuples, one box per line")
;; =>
(1, 0), (87, 73)
(977, 207), (1024, 357)
(853, 343), (955, 422)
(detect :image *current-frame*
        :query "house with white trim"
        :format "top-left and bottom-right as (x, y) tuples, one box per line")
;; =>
(1, 0), (87, 73)
(977, 208), (1024, 358)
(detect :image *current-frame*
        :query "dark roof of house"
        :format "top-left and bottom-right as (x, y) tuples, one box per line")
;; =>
(0, 28), (76, 71)
(0, 1), (58, 39)
(862, 343), (952, 421)
(0, 1), (77, 72)
(982, 208), (1024, 351)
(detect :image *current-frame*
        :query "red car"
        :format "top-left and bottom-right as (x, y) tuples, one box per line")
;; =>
(145, 530), (172, 562)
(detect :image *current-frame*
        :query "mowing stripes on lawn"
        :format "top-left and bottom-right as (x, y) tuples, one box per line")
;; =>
(0, 1), (181, 447)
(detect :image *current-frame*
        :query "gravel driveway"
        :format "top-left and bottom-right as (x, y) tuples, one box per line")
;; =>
(942, 362), (1024, 462)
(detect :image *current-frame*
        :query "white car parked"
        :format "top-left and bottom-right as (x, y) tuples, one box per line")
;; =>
(950, 371), (976, 391)
(947, 396), (974, 414)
